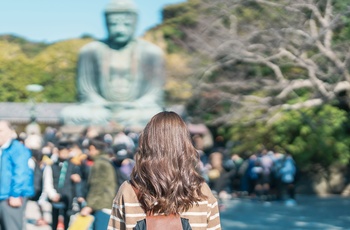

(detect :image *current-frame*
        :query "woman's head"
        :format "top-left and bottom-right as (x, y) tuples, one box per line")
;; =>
(131, 111), (206, 214)
(138, 111), (192, 160)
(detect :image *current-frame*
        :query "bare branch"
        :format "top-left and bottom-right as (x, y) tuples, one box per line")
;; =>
(282, 98), (324, 110)
(176, 0), (350, 125)
(292, 3), (328, 26)
(276, 79), (313, 99)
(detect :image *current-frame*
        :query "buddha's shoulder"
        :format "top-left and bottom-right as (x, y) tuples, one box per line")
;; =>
(136, 39), (164, 56)
(79, 40), (109, 53)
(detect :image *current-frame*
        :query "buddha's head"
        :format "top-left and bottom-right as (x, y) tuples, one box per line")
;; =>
(104, 0), (138, 46)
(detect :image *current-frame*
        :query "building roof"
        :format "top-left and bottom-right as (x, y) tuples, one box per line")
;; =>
(0, 102), (72, 125)
(0, 102), (187, 129)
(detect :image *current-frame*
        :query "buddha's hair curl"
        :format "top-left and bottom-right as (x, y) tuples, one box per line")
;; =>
(130, 111), (206, 215)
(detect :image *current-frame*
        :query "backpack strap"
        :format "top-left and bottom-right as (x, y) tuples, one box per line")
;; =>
(130, 184), (183, 230)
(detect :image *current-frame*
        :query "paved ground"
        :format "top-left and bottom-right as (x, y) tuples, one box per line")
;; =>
(25, 195), (350, 230)
(219, 195), (350, 230)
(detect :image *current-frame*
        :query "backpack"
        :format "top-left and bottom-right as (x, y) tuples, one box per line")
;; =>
(131, 185), (192, 230)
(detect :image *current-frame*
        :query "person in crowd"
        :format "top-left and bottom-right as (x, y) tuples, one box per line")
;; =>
(108, 111), (221, 229)
(0, 120), (34, 229)
(125, 129), (140, 152)
(42, 140), (83, 230)
(43, 126), (57, 145)
(24, 126), (44, 151)
(255, 148), (274, 200)
(77, 150), (94, 203)
(113, 131), (135, 154)
(277, 153), (297, 206)
(192, 134), (211, 183)
(246, 153), (261, 196)
(207, 151), (232, 199)
(28, 149), (49, 226)
(80, 137), (117, 230)
(225, 154), (244, 197)
(236, 155), (251, 196)
(111, 143), (135, 187)
(269, 151), (284, 199)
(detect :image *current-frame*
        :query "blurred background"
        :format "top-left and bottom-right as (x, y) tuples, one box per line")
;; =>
(1, 0), (350, 229)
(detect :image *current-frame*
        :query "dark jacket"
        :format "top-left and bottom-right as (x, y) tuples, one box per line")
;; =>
(51, 159), (82, 209)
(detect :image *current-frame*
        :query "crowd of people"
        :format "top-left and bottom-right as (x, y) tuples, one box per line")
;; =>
(0, 115), (297, 230)
(1, 121), (139, 230)
(0, 117), (221, 230)
(197, 141), (298, 206)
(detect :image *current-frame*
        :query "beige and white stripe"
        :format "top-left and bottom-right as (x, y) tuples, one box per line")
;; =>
(108, 181), (222, 230)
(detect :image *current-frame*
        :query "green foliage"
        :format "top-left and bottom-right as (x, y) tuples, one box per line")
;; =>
(269, 105), (350, 168)
(333, 3), (350, 44)
(162, 25), (184, 40)
(285, 88), (313, 105)
(0, 34), (49, 58)
(233, 1), (291, 33)
(162, 1), (198, 28)
(160, 24), (184, 53)
(160, 1), (201, 53)
(228, 105), (350, 169)
(227, 122), (268, 156)
(162, 2), (191, 21)
(0, 35), (91, 103)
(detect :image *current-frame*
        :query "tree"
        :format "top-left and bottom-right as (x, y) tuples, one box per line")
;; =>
(160, 0), (350, 168)
(0, 36), (91, 103)
(166, 0), (350, 126)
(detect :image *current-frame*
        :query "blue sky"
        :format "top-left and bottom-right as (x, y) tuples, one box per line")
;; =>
(0, 0), (185, 43)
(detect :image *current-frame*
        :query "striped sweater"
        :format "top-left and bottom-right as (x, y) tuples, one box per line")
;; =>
(108, 181), (221, 230)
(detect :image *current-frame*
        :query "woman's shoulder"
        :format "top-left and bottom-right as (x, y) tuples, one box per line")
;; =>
(200, 182), (218, 202)
(116, 181), (137, 198)
(119, 180), (133, 190)
(200, 182), (212, 194)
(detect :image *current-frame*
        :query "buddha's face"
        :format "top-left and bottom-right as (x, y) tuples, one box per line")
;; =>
(106, 12), (137, 45)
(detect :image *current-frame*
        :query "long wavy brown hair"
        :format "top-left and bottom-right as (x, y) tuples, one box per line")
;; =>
(130, 111), (206, 215)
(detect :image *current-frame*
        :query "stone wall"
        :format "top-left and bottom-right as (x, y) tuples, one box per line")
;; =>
(296, 164), (350, 196)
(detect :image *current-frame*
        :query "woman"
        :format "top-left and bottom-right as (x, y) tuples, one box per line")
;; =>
(108, 111), (221, 229)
